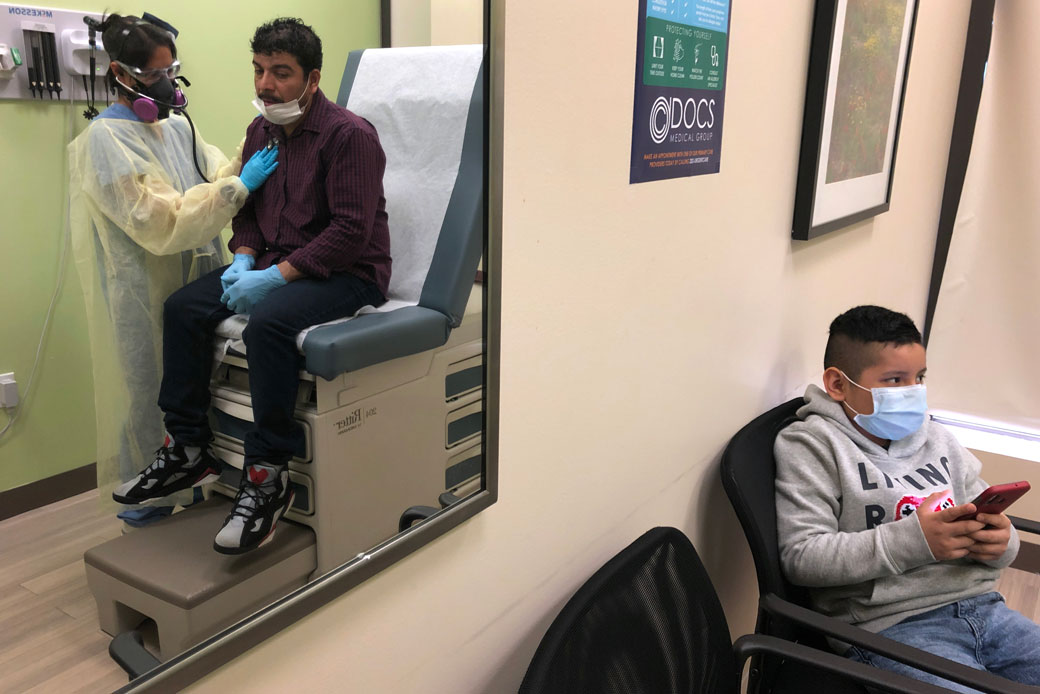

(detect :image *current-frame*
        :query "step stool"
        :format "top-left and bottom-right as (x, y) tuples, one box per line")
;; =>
(84, 496), (316, 660)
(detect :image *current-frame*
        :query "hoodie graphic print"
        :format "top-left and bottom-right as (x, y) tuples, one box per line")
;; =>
(774, 385), (1019, 636)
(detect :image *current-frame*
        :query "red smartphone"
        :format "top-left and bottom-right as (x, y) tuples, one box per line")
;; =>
(956, 481), (1031, 521)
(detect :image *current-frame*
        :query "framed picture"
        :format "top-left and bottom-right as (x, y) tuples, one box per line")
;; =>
(792, 0), (919, 240)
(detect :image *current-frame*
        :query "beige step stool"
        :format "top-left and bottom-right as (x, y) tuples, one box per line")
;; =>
(84, 497), (316, 660)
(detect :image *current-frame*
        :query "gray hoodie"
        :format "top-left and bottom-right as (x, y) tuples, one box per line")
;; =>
(774, 385), (1019, 636)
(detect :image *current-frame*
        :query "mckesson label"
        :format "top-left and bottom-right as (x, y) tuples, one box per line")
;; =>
(8, 6), (54, 17)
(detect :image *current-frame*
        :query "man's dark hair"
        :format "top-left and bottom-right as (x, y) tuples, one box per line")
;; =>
(824, 305), (922, 380)
(250, 17), (323, 76)
(99, 14), (177, 92)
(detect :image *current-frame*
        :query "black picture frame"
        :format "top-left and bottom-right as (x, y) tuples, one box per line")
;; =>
(793, 0), (919, 241)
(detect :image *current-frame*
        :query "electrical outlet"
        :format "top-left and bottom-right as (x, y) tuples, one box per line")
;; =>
(0, 372), (17, 408)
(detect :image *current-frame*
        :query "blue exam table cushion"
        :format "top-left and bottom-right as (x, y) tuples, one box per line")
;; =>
(301, 305), (452, 381)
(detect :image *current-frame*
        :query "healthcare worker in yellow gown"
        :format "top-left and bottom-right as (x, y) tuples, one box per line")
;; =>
(69, 13), (278, 511)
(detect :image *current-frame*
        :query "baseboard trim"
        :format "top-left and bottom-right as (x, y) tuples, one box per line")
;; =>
(1013, 537), (1040, 574)
(0, 463), (97, 522)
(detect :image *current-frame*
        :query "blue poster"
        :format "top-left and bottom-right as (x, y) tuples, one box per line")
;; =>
(631, 0), (733, 183)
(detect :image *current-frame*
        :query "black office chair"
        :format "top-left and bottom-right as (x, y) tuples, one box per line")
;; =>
(721, 397), (1040, 694)
(518, 526), (950, 694)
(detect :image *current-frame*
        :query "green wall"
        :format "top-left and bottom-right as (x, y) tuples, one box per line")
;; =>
(0, 1), (379, 493)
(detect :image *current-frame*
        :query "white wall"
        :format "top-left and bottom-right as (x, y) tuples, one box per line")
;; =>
(391, 0), (482, 46)
(391, 0), (432, 46)
(189, 1), (971, 691)
(927, 0), (1040, 433)
(432, 0), (483, 45)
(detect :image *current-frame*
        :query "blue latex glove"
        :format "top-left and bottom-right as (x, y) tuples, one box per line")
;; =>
(220, 253), (256, 293)
(220, 265), (287, 314)
(239, 145), (279, 193)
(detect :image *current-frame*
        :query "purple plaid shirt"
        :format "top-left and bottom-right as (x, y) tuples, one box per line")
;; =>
(230, 89), (391, 295)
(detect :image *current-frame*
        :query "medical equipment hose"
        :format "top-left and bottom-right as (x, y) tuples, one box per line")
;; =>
(180, 107), (211, 184)
(1, 89), (76, 440)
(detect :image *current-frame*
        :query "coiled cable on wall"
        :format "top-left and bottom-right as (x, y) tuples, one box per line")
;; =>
(0, 92), (76, 441)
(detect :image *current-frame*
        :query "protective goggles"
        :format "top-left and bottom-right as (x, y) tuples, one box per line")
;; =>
(115, 59), (181, 83)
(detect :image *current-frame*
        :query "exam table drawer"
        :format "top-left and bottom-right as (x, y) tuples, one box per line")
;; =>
(445, 355), (482, 402)
(446, 400), (482, 449)
(445, 443), (482, 491)
(209, 397), (313, 463)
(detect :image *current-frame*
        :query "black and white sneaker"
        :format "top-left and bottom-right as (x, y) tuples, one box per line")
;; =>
(112, 434), (222, 504)
(213, 463), (295, 555)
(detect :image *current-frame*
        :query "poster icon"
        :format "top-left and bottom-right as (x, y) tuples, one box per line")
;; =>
(653, 36), (664, 59)
(632, 0), (732, 184)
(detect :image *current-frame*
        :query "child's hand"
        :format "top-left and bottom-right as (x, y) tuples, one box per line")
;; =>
(917, 490), (985, 560)
(966, 511), (1012, 561)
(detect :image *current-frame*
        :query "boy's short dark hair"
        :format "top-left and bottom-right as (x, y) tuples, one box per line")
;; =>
(824, 305), (922, 379)
(251, 17), (323, 76)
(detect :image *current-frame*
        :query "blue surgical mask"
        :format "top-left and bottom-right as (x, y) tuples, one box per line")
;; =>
(839, 370), (928, 441)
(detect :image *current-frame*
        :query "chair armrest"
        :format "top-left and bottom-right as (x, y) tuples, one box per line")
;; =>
(733, 634), (950, 694)
(759, 594), (1034, 694)
(1009, 515), (1040, 536)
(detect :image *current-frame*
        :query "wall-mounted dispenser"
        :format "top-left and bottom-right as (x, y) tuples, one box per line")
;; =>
(61, 26), (107, 77)
(0, 4), (106, 102)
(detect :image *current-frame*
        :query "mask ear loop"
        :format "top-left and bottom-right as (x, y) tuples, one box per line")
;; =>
(842, 399), (864, 416)
(299, 74), (313, 101)
(836, 369), (868, 416)
(293, 71), (316, 112)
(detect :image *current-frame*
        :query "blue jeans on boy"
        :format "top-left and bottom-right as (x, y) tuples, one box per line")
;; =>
(845, 592), (1040, 693)
(158, 265), (384, 467)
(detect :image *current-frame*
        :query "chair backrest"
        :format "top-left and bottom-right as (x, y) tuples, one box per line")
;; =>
(720, 398), (807, 612)
(338, 45), (485, 327)
(519, 527), (738, 694)
(721, 400), (902, 694)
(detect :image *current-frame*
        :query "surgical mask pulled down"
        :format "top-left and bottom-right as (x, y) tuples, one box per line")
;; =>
(839, 370), (928, 441)
(252, 80), (310, 125)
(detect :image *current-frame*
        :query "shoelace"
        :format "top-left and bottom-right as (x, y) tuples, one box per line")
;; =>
(143, 446), (174, 475)
(228, 481), (271, 522)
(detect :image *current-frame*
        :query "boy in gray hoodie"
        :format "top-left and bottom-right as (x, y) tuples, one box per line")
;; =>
(775, 305), (1040, 691)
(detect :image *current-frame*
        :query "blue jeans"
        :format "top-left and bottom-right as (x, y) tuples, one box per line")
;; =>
(158, 265), (384, 466)
(846, 592), (1040, 692)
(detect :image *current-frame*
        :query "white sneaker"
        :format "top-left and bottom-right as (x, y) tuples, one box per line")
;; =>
(213, 463), (295, 555)
(113, 434), (221, 505)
